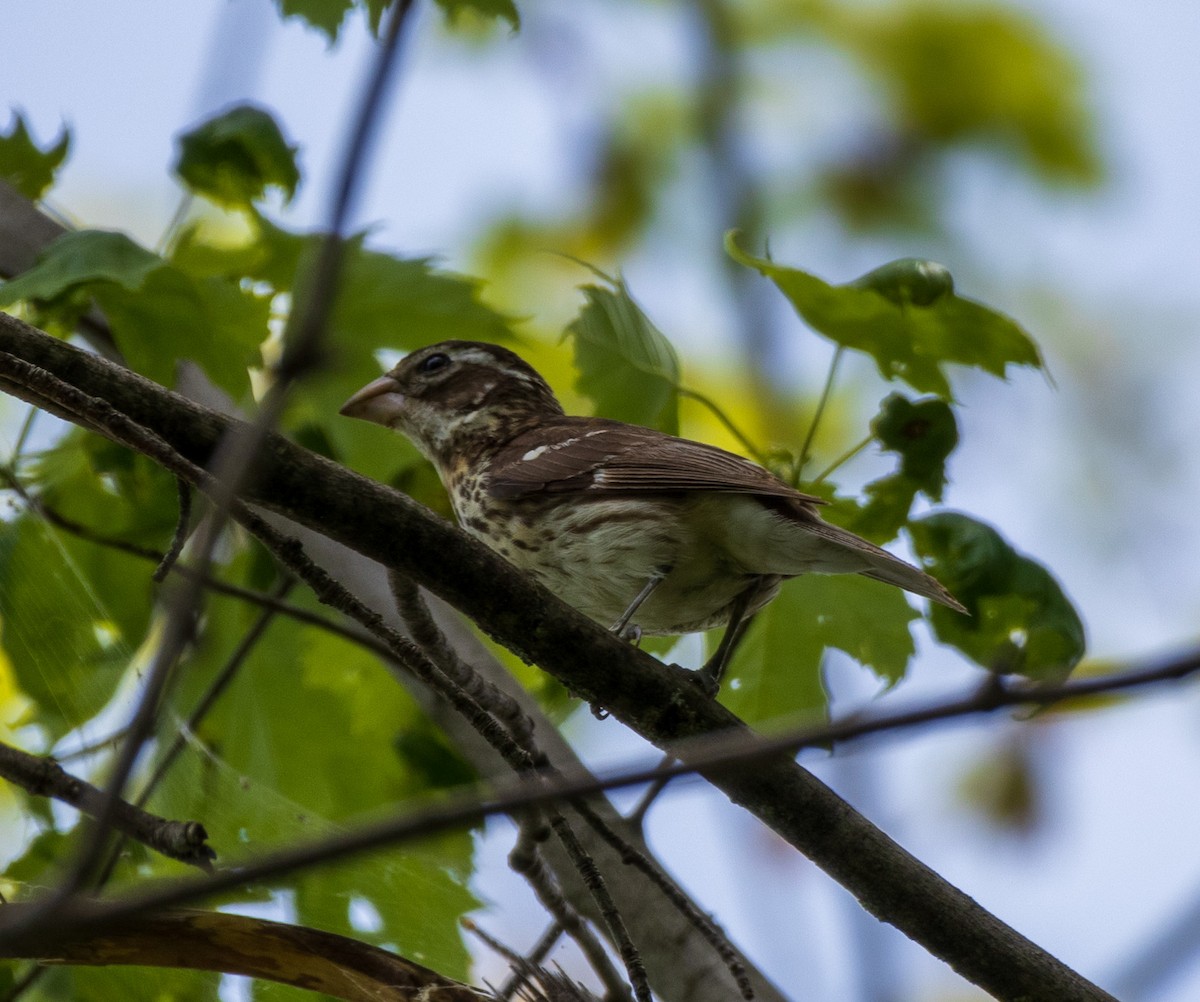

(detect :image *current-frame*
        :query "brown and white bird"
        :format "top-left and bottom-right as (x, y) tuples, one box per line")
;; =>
(341, 340), (965, 691)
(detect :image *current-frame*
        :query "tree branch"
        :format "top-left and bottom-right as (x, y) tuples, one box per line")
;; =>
(0, 313), (1116, 1001)
(0, 741), (214, 871)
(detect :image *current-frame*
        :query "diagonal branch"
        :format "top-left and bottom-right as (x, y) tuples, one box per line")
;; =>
(0, 312), (1116, 1002)
(0, 741), (215, 871)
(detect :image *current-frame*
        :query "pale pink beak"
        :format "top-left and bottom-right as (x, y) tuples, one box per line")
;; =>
(339, 375), (406, 426)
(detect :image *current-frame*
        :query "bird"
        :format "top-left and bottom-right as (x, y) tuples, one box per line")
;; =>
(340, 340), (965, 692)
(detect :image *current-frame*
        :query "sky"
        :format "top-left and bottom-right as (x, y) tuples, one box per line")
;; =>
(2, 0), (1200, 999)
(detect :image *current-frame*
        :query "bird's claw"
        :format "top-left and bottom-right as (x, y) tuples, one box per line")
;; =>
(611, 621), (643, 646)
(688, 669), (721, 699)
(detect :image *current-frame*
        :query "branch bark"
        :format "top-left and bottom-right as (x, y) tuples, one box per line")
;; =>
(0, 741), (215, 871)
(0, 906), (489, 1002)
(0, 313), (1116, 1001)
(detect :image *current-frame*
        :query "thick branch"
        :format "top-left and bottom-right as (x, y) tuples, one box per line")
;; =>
(0, 313), (1116, 1001)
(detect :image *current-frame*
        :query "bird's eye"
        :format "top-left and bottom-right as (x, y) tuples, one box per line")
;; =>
(418, 352), (451, 375)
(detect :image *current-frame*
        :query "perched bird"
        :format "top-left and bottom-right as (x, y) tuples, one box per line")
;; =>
(341, 340), (965, 691)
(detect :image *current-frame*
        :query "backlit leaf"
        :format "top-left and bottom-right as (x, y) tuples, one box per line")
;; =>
(724, 575), (918, 723)
(0, 230), (161, 304)
(175, 105), (300, 208)
(840, 394), (958, 543)
(910, 512), (1085, 681)
(566, 279), (680, 434)
(726, 236), (1042, 398)
(434, 0), (519, 30)
(0, 113), (70, 201)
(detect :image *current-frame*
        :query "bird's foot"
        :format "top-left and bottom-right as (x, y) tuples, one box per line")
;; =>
(610, 620), (643, 646)
(688, 668), (722, 699)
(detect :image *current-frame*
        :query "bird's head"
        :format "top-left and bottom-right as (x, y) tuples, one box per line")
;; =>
(340, 340), (564, 465)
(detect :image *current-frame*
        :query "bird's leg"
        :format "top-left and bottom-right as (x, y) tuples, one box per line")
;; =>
(696, 582), (766, 696)
(610, 566), (670, 643)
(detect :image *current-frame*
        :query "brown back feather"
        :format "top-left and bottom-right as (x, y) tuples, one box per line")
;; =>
(487, 418), (827, 505)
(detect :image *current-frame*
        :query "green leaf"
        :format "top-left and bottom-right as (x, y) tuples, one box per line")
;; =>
(175, 105), (300, 208)
(146, 587), (479, 978)
(909, 512), (1085, 681)
(566, 279), (681, 434)
(870, 394), (957, 499)
(0, 229), (267, 395)
(0, 113), (70, 200)
(726, 236), (1042, 398)
(273, 0), (353, 41)
(835, 1), (1100, 184)
(94, 267), (268, 394)
(0, 516), (142, 739)
(434, 0), (520, 29)
(724, 575), (918, 723)
(29, 965), (218, 1002)
(0, 230), (162, 306)
(837, 394), (958, 543)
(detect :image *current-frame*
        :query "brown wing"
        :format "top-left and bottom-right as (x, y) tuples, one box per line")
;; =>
(487, 418), (826, 505)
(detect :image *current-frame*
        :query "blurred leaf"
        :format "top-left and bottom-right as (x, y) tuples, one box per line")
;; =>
(0, 230), (267, 395)
(833, 1), (1101, 184)
(26, 964), (218, 1002)
(434, 0), (520, 30)
(727, 236), (1042, 398)
(910, 512), (1085, 681)
(0, 230), (161, 304)
(0, 516), (141, 739)
(566, 279), (680, 434)
(5, 826), (71, 889)
(0, 113), (70, 201)
(273, 0), (354, 40)
(146, 587), (479, 977)
(95, 267), (268, 394)
(956, 737), (1040, 834)
(3, 428), (180, 739)
(871, 393), (957, 498)
(724, 575), (918, 723)
(294, 839), (477, 983)
(175, 105), (300, 208)
(838, 394), (958, 543)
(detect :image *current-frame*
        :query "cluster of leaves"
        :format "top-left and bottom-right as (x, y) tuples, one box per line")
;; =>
(273, 0), (518, 41)
(0, 103), (512, 998)
(473, 0), (1099, 290)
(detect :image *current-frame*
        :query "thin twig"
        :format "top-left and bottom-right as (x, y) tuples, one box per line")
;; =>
(152, 478), (194, 582)
(387, 573), (655, 999)
(0, 740), (214, 871)
(509, 820), (633, 1002)
(2, 643), (1195, 963)
(94, 576), (297, 886)
(678, 386), (768, 465)
(810, 433), (872, 486)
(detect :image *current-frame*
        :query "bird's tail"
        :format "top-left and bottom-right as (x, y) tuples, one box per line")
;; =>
(859, 560), (966, 613)
(794, 514), (967, 613)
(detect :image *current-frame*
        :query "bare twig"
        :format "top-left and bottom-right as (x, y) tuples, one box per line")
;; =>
(0, 741), (214, 871)
(152, 478), (193, 582)
(509, 820), (633, 1002)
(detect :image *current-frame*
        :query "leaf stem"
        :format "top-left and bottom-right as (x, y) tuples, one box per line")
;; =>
(9, 404), (39, 464)
(810, 435), (872, 486)
(798, 346), (844, 473)
(678, 386), (767, 464)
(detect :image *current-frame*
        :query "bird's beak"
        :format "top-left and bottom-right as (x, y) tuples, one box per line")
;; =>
(339, 375), (406, 426)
